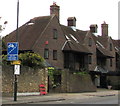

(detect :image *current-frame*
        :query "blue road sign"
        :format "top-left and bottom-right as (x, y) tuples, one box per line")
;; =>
(7, 42), (19, 61)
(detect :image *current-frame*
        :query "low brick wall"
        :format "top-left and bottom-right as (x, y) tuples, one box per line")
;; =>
(2, 65), (48, 96)
(107, 76), (120, 90)
(61, 69), (97, 93)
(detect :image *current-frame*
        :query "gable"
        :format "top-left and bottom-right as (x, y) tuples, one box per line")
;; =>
(32, 15), (66, 52)
(83, 31), (96, 47)
(4, 16), (52, 50)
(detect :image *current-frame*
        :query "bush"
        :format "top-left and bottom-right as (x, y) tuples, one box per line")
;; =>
(2, 52), (45, 69)
(19, 52), (45, 68)
(2, 55), (11, 65)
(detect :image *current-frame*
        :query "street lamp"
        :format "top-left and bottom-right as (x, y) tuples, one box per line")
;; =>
(13, 0), (19, 102)
(16, 0), (19, 42)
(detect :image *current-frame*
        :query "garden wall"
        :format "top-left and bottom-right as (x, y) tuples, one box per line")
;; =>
(107, 76), (120, 90)
(61, 69), (97, 93)
(2, 65), (48, 96)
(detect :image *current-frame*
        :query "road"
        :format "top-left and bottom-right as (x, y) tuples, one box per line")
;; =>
(29, 95), (118, 104)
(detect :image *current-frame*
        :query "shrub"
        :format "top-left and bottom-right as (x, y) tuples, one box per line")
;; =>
(19, 52), (45, 68)
(2, 52), (45, 69)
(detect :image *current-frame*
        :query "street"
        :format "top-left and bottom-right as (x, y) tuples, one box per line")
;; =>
(2, 89), (119, 105)
(29, 95), (118, 104)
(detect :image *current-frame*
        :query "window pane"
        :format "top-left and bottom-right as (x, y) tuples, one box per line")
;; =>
(53, 29), (58, 39)
(44, 49), (49, 59)
(110, 43), (112, 51)
(89, 56), (92, 64)
(89, 38), (92, 46)
(64, 52), (69, 68)
(110, 59), (112, 67)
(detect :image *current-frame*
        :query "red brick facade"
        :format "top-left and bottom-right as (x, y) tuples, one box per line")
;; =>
(4, 3), (120, 73)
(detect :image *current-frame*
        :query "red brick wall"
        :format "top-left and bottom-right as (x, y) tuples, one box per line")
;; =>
(33, 16), (66, 69)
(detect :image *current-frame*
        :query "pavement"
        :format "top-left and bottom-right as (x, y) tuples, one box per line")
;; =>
(2, 89), (119, 105)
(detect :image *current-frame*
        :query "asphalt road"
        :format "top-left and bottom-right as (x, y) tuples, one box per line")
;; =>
(29, 95), (118, 104)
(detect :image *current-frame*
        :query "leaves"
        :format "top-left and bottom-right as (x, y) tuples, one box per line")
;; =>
(19, 52), (45, 68)
(2, 52), (45, 69)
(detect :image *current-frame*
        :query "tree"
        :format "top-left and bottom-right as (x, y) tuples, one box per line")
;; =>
(0, 17), (7, 33)
(2, 39), (6, 50)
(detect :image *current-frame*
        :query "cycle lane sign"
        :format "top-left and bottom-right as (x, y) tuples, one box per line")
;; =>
(7, 42), (19, 61)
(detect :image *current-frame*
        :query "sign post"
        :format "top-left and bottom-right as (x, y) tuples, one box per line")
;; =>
(7, 42), (19, 101)
(7, 0), (20, 101)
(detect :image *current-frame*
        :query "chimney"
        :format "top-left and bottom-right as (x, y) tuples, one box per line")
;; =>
(67, 17), (76, 27)
(101, 21), (108, 36)
(90, 24), (98, 33)
(50, 2), (60, 21)
(67, 17), (77, 31)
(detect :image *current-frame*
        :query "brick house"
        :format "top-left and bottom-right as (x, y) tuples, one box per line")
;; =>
(3, 3), (120, 88)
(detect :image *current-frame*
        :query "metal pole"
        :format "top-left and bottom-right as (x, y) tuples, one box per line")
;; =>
(14, 75), (17, 101)
(16, 0), (19, 42)
(14, 0), (19, 101)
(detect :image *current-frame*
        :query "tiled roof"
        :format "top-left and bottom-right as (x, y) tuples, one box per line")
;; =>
(75, 30), (87, 44)
(4, 16), (52, 50)
(92, 34), (116, 57)
(61, 25), (91, 54)
(97, 36), (109, 48)
(3, 13), (119, 56)
(97, 46), (114, 58)
(112, 39), (120, 50)
(63, 40), (92, 54)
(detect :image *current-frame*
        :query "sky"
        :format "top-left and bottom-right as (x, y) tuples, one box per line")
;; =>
(0, 0), (119, 39)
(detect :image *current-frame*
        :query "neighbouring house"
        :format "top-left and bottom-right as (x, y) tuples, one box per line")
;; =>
(3, 3), (120, 91)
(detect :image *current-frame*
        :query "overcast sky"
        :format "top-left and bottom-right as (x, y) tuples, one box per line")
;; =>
(0, 0), (119, 39)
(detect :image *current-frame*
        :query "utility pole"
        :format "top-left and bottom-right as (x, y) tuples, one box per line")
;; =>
(14, 0), (19, 101)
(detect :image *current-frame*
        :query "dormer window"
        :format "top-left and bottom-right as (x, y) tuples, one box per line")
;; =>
(110, 43), (112, 51)
(88, 38), (92, 46)
(53, 29), (58, 39)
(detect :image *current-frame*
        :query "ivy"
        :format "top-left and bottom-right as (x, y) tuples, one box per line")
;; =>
(73, 68), (89, 76)
(73, 71), (88, 76)
(48, 67), (61, 88)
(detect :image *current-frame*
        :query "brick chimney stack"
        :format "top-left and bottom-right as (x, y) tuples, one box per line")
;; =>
(90, 24), (98, 33)
(50, 2), (60, 21)
(101, 21), (108, 36)
(67, 17), (77, 31)
(67, 17), (76, 27)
